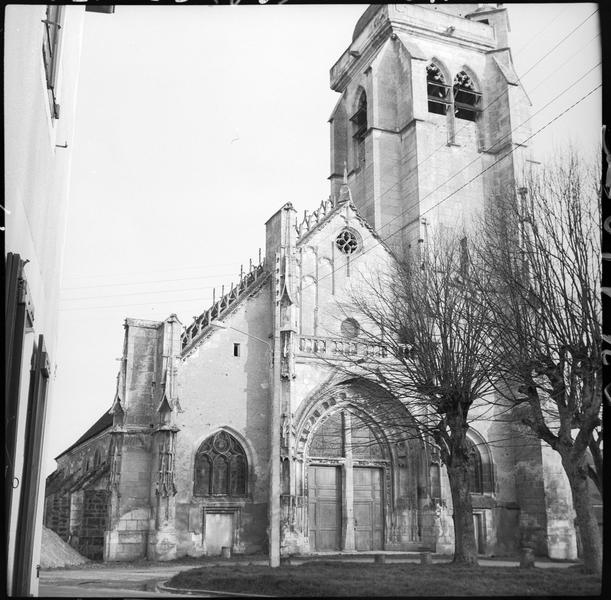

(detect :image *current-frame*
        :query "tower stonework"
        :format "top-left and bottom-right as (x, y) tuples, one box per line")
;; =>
(329, 3), (532, 251)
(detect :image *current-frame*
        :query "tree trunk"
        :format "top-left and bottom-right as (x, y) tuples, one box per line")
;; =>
(446, 463), (479, 566)
(561, 455), (602, 576)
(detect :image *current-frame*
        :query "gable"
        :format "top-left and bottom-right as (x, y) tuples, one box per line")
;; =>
(295, 200), (396, 340)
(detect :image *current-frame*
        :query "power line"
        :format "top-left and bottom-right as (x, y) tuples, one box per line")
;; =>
(300, 83), (601, 295)
(59, 295), (211, 312)
(350, 8), (600, 238)
(419, 85), (601, 221)
(525, 32), (600, 95)
(61, 261), (251, 284)
(60, 85), (600, 313)
(59, 18), (600, 313)
(61, 284), (218, 302)
(510, 4), (571, 59)
(63, 7), (597, 299)
(517, 8), (598, 82)
(61, 271), (236, 292)
(353, 61), (602, 266)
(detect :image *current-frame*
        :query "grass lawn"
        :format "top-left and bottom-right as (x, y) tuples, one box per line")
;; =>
(167, 561), (601, 596)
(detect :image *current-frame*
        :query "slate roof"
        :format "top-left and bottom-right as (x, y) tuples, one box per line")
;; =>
(55, 411), (113, 460)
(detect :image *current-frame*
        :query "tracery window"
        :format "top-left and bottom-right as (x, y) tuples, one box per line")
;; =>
(453, 71), (482, 122)
(336, 229), (360, 255)
(466, 437), (493, 494)
(194, 431), (247, 496)
(426, 64), (451, 115)
(309, 410), (384, 460)
(351, 414), (383, 459)
(309, 413), (343, 458)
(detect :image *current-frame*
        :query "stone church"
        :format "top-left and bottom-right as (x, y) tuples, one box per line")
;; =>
(45, 4), (583, 562)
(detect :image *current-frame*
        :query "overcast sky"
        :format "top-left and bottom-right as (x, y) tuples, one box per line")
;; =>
(45, 3), (601, 475)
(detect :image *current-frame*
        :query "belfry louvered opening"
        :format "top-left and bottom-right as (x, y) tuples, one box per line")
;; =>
(426, 64), (451, 115)
(453, 71), (482, 122)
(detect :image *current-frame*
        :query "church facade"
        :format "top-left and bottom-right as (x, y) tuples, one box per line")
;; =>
(45, 4), (582, 562)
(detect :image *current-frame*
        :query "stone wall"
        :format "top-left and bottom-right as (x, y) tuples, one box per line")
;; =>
(44, 493), (70, 542)
(173, 285), (272, 557)
(79, 490), (110, 560)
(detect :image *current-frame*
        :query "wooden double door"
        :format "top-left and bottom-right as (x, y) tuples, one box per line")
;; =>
(308, 465), (383, 551)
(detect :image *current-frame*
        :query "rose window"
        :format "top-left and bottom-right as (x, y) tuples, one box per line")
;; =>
(336, 229), (359, 255)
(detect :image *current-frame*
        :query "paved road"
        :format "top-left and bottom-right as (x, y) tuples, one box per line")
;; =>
(40, 565), (196, 597)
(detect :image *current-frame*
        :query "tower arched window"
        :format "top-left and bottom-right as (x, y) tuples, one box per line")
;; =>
(453, 71), (482, 122)
(350, 91), (368, 168)
(194, 431), (247, 496)
(426, 64), (451, 115)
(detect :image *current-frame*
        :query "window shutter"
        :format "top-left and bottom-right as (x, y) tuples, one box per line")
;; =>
(13, 335), (50, 596)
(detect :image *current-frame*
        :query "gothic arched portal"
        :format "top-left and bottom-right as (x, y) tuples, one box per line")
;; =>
(306, 407), (388, 551)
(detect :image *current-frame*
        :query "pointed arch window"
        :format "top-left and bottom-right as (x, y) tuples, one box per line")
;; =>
(194, 431), (247, 496)
(427, 64), (451, 115)
(351, 91), (368, 140)
(453, 71), (482, 122)
(466, 437), (493, 494)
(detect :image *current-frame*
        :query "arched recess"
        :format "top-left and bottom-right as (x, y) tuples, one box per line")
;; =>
(465, 428), (495, 494)
(330, 94), (349, 179)
(426, 59), (452, 116)
(293, 378), (427, 551)
(350, 87), (368, 171)
(294, 378), (419, 457)
(192, 427), (256, 498)
(453, 67), (482, 122)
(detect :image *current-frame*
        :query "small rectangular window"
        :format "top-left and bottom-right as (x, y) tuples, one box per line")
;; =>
(233, 343), (240, 357)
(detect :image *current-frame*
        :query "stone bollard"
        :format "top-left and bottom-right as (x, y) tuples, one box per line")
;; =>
(519, 547), (535, 568)
(221, 546), (231, 559)
(374, 554), (386, 564)
(420, 551), (432, 565)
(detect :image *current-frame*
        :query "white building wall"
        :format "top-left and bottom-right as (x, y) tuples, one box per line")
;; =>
(4, 5), (85, 594)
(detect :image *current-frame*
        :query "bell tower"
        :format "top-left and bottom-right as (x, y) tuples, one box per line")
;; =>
(328, 3), (532, 251)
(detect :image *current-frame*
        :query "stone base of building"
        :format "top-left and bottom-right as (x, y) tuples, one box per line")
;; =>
(147, 529), (178, 561)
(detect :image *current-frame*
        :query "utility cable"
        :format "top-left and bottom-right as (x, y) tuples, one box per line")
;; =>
(60, 85), (600, 313)
(345, 62), (601, 270)
(61, 272), (237, 293)
(299, 83), (601, 295)
(346, 11), (600, 241)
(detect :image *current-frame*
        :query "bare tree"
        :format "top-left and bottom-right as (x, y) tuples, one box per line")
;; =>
(336, 235), (500, 566)
(476, 151), (602, 575)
